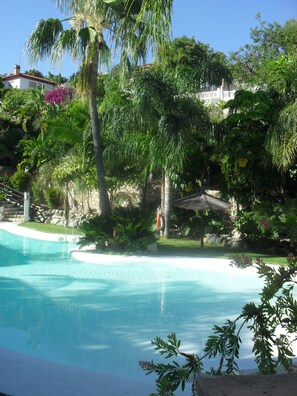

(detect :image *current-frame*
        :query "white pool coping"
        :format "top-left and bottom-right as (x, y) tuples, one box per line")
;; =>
(0, 222), (79, 242)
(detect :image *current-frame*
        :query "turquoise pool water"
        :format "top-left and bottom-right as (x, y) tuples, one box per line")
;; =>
(0, 229), (264, 382)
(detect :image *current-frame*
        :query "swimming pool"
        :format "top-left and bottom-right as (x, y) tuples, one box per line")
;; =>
(0, 227), (265, 391)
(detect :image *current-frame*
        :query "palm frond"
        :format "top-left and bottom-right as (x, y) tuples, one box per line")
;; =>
(132, 0), (173, 58)
(25, 18), (64, 63)
(267, 101), (297, 170)
(51, 28), (77, 62)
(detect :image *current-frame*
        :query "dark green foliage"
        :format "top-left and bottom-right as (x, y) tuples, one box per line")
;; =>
(140, 255), (297, 395)
(78, 214), (116, 250)
(234, 199), (297, 247)
(46, 72), (68, 84)
(159, 36), (231, 93)
(24, 69), (44, 78)
(78, 206), (156, 253)
(44, 187), (63, 208)
(220, 90), (280, 205)
(9, 169), (31, 192)
(0, 120), (24, 166)
(172, 208), (230, 239)
(0, 191), (6, 203)
(31, 180), (44, 204)
(112, 206), (156, 252)
(230, 17), (297, 90)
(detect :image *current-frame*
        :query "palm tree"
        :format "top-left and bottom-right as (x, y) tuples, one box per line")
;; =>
(266, 100), (297, 171)
(102, 66), (211, 237)
(25, 0), (173, 215)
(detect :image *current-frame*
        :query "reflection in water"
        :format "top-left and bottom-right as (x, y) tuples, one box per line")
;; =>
(0, 229), (264, 380)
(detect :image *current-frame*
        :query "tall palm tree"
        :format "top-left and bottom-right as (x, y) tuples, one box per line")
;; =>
(25, 0), (173, 215)
(266, 100), (297, 171)
(102, 66), (211, 237)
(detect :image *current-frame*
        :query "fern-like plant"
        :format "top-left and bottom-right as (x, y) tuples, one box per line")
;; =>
(78, 206), (156, 253)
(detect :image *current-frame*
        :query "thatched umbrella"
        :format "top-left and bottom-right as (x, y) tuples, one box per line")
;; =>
(173, 191), (230, 212)
(173, 191), (230, 248)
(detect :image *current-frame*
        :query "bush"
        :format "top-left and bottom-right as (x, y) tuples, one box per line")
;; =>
(112, 206), (156, 252)
(0, 191), (6, 204)
(44, 187), (63, 208)
(78, 214), (116, 249)
(234, 200), (297, 245)
(31, 180), (44, 204)
(78, 206), (156, 253)
(172, 208), (230, 239)
(10, 169), (31, 191)
(44, 86), (74, 105)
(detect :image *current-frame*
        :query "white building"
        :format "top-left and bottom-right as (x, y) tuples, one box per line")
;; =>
(1, 65), (56, 91)
(199, 80), (237, 105)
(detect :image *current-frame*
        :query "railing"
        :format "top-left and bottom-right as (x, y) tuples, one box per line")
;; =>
(0, 182), (24, 207)
(199, 89), (237, 103)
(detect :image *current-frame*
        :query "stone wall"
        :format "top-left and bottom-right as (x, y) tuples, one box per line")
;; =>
(31, 205), (90, 228)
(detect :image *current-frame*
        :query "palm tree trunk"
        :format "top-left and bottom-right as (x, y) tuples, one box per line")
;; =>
(163, 172), (172, 239)
(89, 47), (111, 216)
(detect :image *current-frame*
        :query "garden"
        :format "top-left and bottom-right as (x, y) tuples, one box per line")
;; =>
(0, 3), (296, 394)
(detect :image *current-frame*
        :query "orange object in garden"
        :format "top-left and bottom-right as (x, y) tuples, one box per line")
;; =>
(156, 210), (162, 229)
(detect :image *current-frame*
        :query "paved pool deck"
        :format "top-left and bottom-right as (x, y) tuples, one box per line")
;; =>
(196, 372), (297, 396)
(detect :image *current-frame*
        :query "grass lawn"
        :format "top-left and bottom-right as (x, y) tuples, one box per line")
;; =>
(19, 221), (83, 235)
(18, 221), (288, 265)
(157, 238), (288, 266)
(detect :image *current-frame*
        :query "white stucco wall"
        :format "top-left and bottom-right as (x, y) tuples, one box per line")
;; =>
(3, 77), (55, 91)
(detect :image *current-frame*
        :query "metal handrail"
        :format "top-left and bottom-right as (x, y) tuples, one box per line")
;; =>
(0, 182), (24, 207)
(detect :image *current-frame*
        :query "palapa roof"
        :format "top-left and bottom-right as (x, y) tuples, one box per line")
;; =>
(173, 191), (230, 212)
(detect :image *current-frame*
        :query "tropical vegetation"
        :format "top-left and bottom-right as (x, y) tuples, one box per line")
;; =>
(0, 5), (296, 393)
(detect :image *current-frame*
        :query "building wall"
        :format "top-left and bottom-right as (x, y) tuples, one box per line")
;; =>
(3, 77), (55, 91)
(199, 87), (237, 104)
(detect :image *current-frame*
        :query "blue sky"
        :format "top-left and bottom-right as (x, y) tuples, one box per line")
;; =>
(1, 0), (296, 78)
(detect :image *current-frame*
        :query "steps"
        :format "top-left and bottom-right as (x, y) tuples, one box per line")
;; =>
(0, 202), (24, 223)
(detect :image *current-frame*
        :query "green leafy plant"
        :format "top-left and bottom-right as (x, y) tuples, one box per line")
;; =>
(44, 187), (63, 208)
(234, 200), (297, 248)
(78, 206), (156, 253)
(0, 191), (6, 204)
(9, 169), (31, 192)
(140, 255), (297, 395)
(112, 206), (156, 252)
(31, 180), (44, 204)
(78, 214), (116, 250)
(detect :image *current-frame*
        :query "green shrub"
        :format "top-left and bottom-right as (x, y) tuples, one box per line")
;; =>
(31, 180), (44, 204)
(10, 170), (31, 192)
(235, 200), (297, 244)
(78, 214), (116, 249)
(44, 187), (63, 208)
(0, 191), (6, 204)
(78, 206), (156, 253)
(112, 206), (156, 252)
